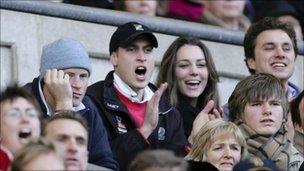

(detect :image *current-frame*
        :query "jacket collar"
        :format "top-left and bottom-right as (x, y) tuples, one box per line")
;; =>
(113, 72), (153, 103)
(103, 71), (172, 114)
(287, 82), (301, 100)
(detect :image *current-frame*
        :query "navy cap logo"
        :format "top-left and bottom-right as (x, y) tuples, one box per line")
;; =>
(134, 24), (144, 31)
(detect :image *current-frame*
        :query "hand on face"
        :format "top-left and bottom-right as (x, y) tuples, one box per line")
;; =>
(189, 100), (221, 144)
(43, 69), (73, 111)
(138, 83), (168, 138)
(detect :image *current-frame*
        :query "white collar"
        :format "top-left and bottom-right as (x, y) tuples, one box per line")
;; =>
(74, 103), (85, 111)
(113, 73), (154, 103)
(287, 85), (297, 100)
(39, 81), (85, 116)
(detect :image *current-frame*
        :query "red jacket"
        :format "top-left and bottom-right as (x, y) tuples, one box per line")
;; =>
(0, 146), (12, 171)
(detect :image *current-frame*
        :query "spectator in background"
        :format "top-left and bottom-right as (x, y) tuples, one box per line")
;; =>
(277, 15), (303, 41)
(0, 84), (41, 171)
(86, 22), (188, 170)
(290, 90), (304, 156)
(287, 0), (304, 40)
(129, 150), (188, 171)
(228, 73), (303, 170)
(248, 0), (303, 40)
(185, 119), (248, 171)
(201, 0), (250, 31)
(10, 138), (66, 171)
(114, 0), (157, 16)
(156, 37), (221, 140)
(42, 111), (111, 171)
(23, 37), (118, 170)
(165, 0), (204, 22)
(63, 0), (114, 9)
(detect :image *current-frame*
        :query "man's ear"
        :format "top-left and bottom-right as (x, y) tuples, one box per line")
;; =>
(110, 51), (118, 68)
(245, 58), (256, 71)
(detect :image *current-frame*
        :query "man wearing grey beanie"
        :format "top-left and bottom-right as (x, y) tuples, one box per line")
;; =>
(23, 37), (118, 170)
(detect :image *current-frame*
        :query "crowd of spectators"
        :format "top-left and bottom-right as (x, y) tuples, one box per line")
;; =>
(61, 0), (303, 40)
(1, 0), (304, 171)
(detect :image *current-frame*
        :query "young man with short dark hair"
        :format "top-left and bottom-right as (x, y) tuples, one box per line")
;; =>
(243, 17), (300, 100)
(87, 22), (188, 170)
(223, 17), (302, 120)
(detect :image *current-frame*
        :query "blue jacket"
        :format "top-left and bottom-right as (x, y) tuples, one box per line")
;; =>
(23, 77), (118, 170)
(86, 71), (187, 171)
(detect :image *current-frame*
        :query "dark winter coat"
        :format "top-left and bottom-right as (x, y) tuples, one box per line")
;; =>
(86, 71), (188, 170)
(23, 77), (118, 170)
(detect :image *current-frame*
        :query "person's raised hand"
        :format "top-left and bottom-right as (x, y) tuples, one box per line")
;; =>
(188, 100), (221, 144)
(43, 69), (73, 111)
(138, 83), (168, 138)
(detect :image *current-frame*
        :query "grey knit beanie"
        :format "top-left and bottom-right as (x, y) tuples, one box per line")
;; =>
(39, 37), (92, 79)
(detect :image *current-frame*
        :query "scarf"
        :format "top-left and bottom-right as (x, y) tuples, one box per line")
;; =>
(237, 120), (303, 170)
(294, 130), (304, 157)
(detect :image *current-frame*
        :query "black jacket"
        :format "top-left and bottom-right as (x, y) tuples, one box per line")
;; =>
(23, 77), (118, 170)
(86, 71), (187, 170)
(176, 97), (201, 139)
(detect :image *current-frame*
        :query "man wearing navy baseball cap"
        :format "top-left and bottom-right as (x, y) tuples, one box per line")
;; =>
(87, 22), (188, 170)
(109, 21), (158, 54)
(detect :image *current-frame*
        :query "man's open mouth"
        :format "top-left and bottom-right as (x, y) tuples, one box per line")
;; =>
(135, 66), (147, 76)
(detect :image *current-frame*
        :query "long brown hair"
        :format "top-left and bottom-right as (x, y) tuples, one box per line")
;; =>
(156, 36), (220, 110)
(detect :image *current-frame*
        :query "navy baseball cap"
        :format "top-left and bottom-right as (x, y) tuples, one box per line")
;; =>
(109, 22), (158, 54)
